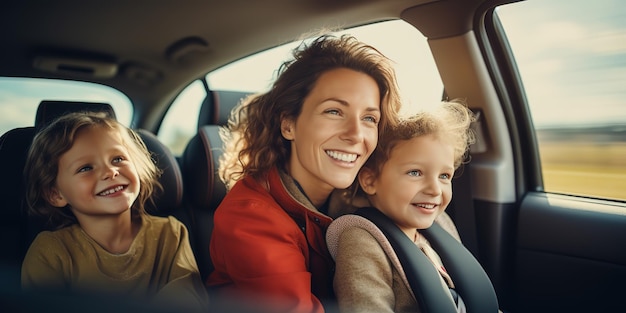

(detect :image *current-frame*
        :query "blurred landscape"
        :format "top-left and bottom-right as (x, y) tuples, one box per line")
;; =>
(537, 124), (626, 201)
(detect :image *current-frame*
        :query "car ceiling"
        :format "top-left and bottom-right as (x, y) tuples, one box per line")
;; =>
(0, 0), (492, 128)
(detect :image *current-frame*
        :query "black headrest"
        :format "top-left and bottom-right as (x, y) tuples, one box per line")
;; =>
(197, 90), (252, 126)
(181, 125), (226, 212)
(35, 100), (116, 132)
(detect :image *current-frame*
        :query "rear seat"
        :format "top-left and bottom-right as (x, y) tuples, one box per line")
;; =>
(0, 126), (39, 289)
(0, 91), (250, 288)
(180, 90), (251, 280)
(0, 100), (188, 291)
(197, 90), (253, 127)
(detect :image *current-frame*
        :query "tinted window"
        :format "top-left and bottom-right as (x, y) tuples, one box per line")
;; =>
(497, 0), (626, 201)
(0, 77), (133, 135)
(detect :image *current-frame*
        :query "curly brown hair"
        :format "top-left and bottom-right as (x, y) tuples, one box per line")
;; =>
(24, 112), (162, 230)
(219, 33), (402, 189)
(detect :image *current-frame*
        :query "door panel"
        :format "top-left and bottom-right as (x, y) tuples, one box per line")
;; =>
(514, 192), (626, 312)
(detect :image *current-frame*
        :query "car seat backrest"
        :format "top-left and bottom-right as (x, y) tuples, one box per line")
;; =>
(0, 100), (186, 290)
(181, 125), (225, 213)
(180, 89), (250, 280)
(135, 129), (193, 231)
(197, 90), (252, 126)
(0, 126), (37, 289)
(135, 129), (186, 217)
(180, 125), (222, 279)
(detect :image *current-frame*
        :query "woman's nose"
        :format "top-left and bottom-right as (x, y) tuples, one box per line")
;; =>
(339, 117), (365, 143)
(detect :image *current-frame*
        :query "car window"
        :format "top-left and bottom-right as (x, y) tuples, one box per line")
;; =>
(0, 77), (133, 134)
(158, 80), (206, 155)
(496, 0), (626, 201)
(159, 19), (444, 155)
(208, 19), (444, 115)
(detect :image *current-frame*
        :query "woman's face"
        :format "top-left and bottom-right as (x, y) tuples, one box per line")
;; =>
(281, 67), (380, 207)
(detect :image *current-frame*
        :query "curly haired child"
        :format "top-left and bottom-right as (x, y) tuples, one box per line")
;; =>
(21, 112), (209, 311)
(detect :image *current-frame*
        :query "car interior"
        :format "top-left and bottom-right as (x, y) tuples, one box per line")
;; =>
(1, 0), (625, 312)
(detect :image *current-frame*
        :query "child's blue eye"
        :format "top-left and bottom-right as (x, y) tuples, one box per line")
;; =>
(78, 166), (92, 173)
(112, 156), (125, 163)
(440, 173), (452, 180)
(408, 170), (421, 177)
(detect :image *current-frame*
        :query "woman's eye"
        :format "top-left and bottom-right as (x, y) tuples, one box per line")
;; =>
(363, 115), (378, 124)
(324, 109), (341, 115)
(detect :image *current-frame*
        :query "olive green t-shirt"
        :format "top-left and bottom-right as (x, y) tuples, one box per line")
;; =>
(21, 214), (209, 311)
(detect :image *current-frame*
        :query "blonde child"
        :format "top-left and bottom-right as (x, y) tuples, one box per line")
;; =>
(21, 112), (209, 311)
(326, 100), (498, 313)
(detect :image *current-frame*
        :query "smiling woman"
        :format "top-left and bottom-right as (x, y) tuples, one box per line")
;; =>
(206, 34), (403, 313)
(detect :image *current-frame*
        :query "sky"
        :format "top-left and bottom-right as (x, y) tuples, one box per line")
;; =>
(497, 0), (626, 128)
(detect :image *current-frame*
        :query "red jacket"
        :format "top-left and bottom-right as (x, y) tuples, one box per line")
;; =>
(207, 167), (335, 313)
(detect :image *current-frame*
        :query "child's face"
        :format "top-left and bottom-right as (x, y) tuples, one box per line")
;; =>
(48, 126), (141, 221)
(359, 134), (455, 238)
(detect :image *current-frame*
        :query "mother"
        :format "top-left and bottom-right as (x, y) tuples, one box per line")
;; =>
(207, 34), (402, 313)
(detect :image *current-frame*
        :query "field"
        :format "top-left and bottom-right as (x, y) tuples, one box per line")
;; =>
(538, 142), (626, 201)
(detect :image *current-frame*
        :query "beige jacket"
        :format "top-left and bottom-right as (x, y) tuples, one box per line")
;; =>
(326, 212), (460, 313)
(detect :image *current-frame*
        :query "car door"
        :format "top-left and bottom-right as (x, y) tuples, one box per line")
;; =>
(404, 0), (624, 312)
(487, 1), (626, 312)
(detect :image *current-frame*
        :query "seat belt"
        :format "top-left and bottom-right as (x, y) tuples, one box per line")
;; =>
(422, 216), (499, 312)
(356, 207), (499, 313)
(355, 208), (458, 313)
